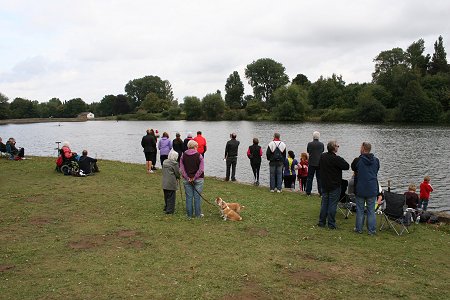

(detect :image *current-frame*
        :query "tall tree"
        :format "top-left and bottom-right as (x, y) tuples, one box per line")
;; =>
(0, 92), (10, 119)
(183, 96), (203, 120)
(429, 35), (450, 75)
(399, 80), (441, 123)
(309, 74), (345, 109)
(244, 58), (289, 105)
(292, 73), (311, 87)
(125, 75), (174, 108)
(272, 84), (307, 121)
(202, 93), (225, 121)
(224, 71), (244, 109)
(9, 98), (38, 118)
(405, 39), (430, 76)
(372, 47), (406, 84)
(63, 98), (87, 117)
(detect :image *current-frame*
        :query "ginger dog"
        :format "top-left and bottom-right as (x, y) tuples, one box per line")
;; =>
(215, 197), (245, 214)
(220, 201), (242, 221)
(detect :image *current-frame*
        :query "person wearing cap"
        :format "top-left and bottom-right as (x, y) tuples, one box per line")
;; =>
(141, 128), (157, 173)
(172, 132), (184, 163)
(194, 131), (207, 157)
(306, 131), (324, 195)
(224, 133), (240, 181)
(183, 132), (194, 152)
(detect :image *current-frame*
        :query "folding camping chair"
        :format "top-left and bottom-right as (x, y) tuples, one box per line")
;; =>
(338, 179), (356, 219)
(379, 191), (411, 235)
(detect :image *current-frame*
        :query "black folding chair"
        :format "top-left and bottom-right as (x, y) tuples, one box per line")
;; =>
(379, 191), (410, 235)
(338, 180), (355, 219)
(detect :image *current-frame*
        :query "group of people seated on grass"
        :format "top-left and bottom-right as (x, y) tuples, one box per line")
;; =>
(0, 136), (24, 160)
(56, 141), (99, 176)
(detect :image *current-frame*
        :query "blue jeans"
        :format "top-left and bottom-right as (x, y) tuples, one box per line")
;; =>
(269, 161), (283, 191)
(306, 165), (321, 195)
(419, 199), (429, 211)
(183, 179), (204, 218)
(318, 187), (341, 229)
(355, 196), (376, 234)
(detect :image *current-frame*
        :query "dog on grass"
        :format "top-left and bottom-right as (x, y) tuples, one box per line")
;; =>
(215, 197), (244, 221)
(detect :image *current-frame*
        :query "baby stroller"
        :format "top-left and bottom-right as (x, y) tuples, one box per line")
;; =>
(56, 149), (79, 175)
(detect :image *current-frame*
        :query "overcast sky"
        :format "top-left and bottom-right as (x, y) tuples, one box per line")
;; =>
(1, 0), (449, 104)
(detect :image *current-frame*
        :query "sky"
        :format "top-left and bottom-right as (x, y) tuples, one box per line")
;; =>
(1, 0), (449, 104)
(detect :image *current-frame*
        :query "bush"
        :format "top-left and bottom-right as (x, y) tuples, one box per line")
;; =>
(320, 108), (355, 122)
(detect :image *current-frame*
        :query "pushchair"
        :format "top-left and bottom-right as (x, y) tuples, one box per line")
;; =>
(56, 149), (79, 175)
(378, 191), (412, 235)
(338, 179), (356, 219)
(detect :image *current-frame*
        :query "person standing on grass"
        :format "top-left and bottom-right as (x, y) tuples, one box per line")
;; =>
(141, 128), (157, 173)
(283, 150), (298, 191)
(180, 140), (205, 218)
(172, 132), (184, 164)
(297, 152), (309, 192)
(266, 132), (286, 193)
(194, 131), (207, 157)
(306, 131), (324, 196)
(183, 132), (194, 152)
(247, 138), (263, 186)
(224, 133), (240, 182)
(162, 150), (180, 214)
(351, 142), (380, 235)
(158, 131), (172, 167)
(419, 176), (433, 211)
(317, 140), (349, 229)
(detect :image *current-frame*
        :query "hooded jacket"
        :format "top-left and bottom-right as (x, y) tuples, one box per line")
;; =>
(351, 153), (380, 197)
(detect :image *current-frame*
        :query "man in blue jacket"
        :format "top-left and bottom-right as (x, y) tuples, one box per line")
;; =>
(351, 142), (380, 235)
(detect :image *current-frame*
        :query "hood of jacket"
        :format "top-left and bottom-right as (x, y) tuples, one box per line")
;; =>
(360, 153), (375, 165)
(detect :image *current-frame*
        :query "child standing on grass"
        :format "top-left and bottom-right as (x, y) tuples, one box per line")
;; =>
(419, 176), (433, 211)
(297, 152), (308, 192)
(162, 150), (180, 214)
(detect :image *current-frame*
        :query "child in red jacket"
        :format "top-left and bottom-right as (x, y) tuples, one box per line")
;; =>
(419, 176), (433, 211)
(297, 152), (309, 192)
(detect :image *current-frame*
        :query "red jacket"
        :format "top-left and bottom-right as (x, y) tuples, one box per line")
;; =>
(420, 181), (433, 200)
(194, 134), (207, 154)
(297, 159), (308, 177)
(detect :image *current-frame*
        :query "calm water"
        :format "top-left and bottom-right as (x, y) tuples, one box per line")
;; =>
(2, 120), (449, 212)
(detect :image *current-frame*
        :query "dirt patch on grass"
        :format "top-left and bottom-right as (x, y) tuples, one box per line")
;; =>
(29, 217), (51, 226)
(0, 265), (15, 272)
(245, 227), (269, 237)
(286, 268), (330, 282)
(69, 230), (146, 250)
(117, 229), (137, 237)
(220, 281), (271, 300)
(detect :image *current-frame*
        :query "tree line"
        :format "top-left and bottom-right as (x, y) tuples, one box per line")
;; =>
(1, 35), (449, 123)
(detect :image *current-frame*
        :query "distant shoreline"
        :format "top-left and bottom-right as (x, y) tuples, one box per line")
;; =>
(0, 118), (89, 125)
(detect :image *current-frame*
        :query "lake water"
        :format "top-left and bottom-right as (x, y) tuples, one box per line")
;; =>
(1, 120), (449, 212)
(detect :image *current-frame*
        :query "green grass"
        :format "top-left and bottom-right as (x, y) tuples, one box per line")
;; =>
(1, 157), (449, 299)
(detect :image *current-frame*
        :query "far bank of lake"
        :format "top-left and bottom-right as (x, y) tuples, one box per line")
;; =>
(2, 120), (449, 212)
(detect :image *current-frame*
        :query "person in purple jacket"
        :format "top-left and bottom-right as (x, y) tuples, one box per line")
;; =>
(180, 140), (205, 218)
(158, 132), (173, 167)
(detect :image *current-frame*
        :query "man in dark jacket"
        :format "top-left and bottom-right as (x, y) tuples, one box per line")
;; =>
(306, 131), (324, 195)
(317, 140), (349, 229)
(78, 150), (99, 175)
(141, 128), (157, 173)
(224, 133), (240, 181)
(351, 142), (380, 235)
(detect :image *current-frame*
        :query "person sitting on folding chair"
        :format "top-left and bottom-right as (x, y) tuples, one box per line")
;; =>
(351, 142), (380, 235)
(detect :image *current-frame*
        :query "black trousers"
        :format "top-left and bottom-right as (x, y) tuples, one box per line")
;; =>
(163, 189), (176, 214)
(251, 162), (261, 181)
(226, 157), (237, 180)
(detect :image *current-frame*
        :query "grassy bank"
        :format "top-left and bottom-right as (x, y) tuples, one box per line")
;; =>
(1, 157), (449, 299)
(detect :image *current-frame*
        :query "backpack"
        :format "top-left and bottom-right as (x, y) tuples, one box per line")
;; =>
(272, 143), (283, 161)
(419, 211), (431, 223)
(427, 215), (439, 224)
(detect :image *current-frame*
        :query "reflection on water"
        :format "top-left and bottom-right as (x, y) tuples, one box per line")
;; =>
(2, 120), (449, 212)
